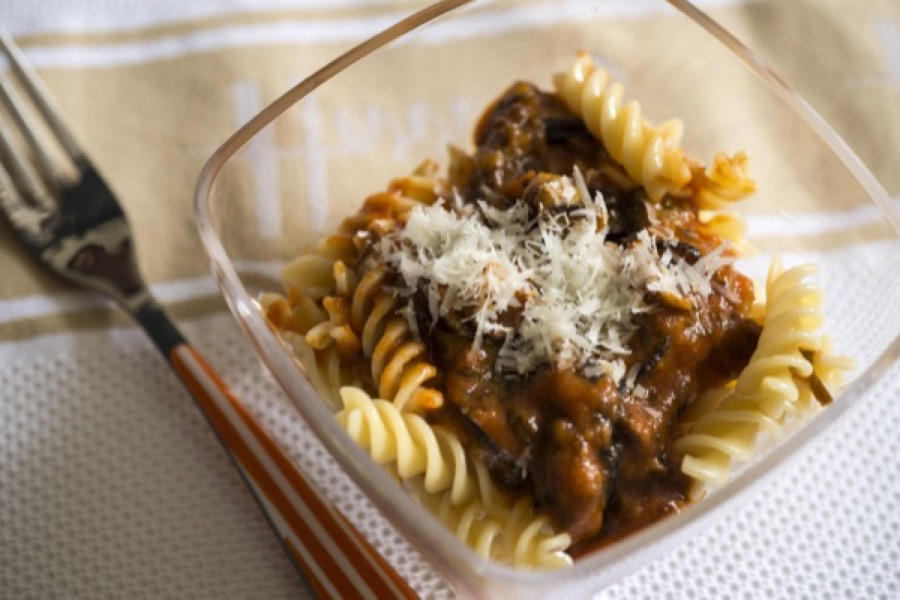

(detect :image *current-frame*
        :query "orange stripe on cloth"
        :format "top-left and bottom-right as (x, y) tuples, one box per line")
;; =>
(170, 343), (418, 600)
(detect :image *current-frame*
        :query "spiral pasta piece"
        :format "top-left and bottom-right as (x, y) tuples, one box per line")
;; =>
(350, 268), (442, 412)
(336, 387), (572, 569)
(281, 234), (359, 299)
(337, 386), (475, 504)
(502, 497), (572, 570)
(268, 331), (343, 408)
(674, 260), (847, 496)
(811, 337), (855, 391)
(411, 480), (571, 569)
(690, 151), (757, 210)
(697, 210), (754, 256)
(260, 291), (320, 335)
(554, 52), (757, 212)
(553, 52), (692, 201)
(341, 161), (442, 234)
(410, 480), (503, 561)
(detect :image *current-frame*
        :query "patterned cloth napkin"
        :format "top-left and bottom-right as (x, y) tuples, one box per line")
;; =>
(1, 1), (898, 598)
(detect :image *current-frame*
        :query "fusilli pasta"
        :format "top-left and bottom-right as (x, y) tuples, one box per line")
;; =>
(337, 386), (475, 503)
(674, 260), (849, 497)
(690, 151), (757, 210)
(553, 51), (692, 201)
(554, 53), (757, 209)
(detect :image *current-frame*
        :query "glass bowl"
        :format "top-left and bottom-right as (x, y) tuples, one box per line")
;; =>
(194, 0), (900, 597)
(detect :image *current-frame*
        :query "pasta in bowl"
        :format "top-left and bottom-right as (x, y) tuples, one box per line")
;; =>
(258, 52), (851, 568)
(195, 1), (899, 596)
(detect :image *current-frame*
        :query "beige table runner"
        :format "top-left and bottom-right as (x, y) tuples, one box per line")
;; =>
(1, 1), (898, 598)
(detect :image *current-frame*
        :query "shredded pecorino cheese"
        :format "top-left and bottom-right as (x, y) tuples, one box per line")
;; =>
(378, 168), (731, 383)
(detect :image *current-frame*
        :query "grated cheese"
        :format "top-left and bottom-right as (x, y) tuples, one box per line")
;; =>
(377, 168), (731, 384)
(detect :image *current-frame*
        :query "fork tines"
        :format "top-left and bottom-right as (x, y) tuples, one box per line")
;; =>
(0, 28), (84, 211)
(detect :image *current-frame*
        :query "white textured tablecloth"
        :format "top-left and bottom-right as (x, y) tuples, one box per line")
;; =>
(2, 316), (899, 599)
(1, 1), (899, 598)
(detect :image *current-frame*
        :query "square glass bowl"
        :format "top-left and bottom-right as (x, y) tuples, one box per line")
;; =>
(194, 0), (900, 597)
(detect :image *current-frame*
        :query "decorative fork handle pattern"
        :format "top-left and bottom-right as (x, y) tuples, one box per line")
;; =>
(138, 304), (418, 600)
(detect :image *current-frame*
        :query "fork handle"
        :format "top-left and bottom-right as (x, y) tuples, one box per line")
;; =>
(135, 304), (418, 600)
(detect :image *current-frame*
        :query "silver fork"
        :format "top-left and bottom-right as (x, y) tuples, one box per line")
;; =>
(0, 29), (417, 600)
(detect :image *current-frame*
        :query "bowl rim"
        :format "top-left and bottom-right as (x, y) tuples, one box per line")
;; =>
(194, 0), (900, 594)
